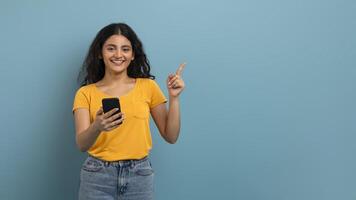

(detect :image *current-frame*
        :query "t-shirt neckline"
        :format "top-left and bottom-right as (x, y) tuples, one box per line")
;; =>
(93, 78), (139, 98)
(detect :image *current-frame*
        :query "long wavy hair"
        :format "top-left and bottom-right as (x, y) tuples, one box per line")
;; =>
(78, 23), (154, 86)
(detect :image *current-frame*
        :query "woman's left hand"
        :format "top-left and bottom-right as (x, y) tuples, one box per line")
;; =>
(167, 63), (186, 97)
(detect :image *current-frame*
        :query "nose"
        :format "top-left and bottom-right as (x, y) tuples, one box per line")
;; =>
(114, 49), (122, 58)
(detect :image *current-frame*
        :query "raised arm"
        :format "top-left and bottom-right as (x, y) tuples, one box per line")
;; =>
(151, 63), (186, 144)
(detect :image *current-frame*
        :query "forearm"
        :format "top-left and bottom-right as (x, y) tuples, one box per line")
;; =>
(164, 96), (181, 144)
(76, 123), (101, 152)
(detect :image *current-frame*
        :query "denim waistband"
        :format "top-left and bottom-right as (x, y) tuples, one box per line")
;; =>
(88, 155), (149, 167)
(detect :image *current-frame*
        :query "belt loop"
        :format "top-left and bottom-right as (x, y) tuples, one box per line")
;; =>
(118, 161), (122, 168)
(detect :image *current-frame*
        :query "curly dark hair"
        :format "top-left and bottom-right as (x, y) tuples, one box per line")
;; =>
(78, 23), (154, 86)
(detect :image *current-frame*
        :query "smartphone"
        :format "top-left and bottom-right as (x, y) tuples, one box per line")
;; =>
(102, 98), (122, 123)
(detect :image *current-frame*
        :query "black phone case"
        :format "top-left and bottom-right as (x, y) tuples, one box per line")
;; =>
(102, 98), (121, 115)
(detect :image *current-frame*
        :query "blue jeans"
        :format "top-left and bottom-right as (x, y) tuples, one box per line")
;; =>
(78, 155), (154, 200)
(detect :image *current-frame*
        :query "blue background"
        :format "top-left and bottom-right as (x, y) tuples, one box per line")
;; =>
(1, 0), (355, 199)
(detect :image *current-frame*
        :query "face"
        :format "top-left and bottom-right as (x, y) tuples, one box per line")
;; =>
(101, 34), (134, 75)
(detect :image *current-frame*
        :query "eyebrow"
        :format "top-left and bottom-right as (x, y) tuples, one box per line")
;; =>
(105, 44), (132, 48)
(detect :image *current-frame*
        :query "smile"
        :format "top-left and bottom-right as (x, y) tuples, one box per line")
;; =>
(111, 59), (125, 65)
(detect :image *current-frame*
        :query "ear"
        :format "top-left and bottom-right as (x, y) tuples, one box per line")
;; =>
(132, 52), (135, 60)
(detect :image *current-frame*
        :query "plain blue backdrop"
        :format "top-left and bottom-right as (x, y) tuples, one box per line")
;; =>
(1, 0), (355, 199)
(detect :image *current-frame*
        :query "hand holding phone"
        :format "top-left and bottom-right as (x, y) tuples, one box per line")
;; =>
(102, 98), (122, 124)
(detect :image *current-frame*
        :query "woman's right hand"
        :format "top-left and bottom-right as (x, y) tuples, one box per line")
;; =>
(93, 107), (124, 132)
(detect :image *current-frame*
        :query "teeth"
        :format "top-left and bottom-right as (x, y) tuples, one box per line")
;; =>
(112, 60), (124, 65)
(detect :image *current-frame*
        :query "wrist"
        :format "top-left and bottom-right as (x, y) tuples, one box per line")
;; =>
(169, 95), (179, 101)
(91, 122), (101, 133)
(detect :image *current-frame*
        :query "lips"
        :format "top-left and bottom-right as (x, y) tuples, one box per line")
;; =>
(111, 59), (125, 66)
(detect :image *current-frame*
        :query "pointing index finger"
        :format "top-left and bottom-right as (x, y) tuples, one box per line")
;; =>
(175, 63), (186, 76)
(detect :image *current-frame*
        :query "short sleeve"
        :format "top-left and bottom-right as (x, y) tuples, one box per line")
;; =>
(149, 79), (167, 109)
(72, 87), (90, 113)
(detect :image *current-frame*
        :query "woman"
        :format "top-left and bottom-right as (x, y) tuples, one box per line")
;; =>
(72, 23), (185, 200)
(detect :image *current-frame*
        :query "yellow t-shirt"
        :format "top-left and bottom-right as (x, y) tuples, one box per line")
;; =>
(72, 78), (167, 161)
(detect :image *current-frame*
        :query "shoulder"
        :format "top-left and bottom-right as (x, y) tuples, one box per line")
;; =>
(75, 84), (96, 95)
(136, 78), (156, 89)
(77, 84), (95, 91)
(137, 78), (160, 87)
(137, 78), (155, 84)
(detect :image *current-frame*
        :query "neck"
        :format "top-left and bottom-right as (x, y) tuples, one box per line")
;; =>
(101, 70), (132, 86)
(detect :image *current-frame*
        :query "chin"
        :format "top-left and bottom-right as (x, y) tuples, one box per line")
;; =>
(109, 67), (127, 74)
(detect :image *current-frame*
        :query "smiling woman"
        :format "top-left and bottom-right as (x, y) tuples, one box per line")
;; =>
(72, 23), (186, 200)
(101, 35), (135, 74)
(79, 23), (154, 86)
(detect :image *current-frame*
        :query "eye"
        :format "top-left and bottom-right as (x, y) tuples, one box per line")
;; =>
(106, 46), (115, 51)
(123, 48), (131, 52)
